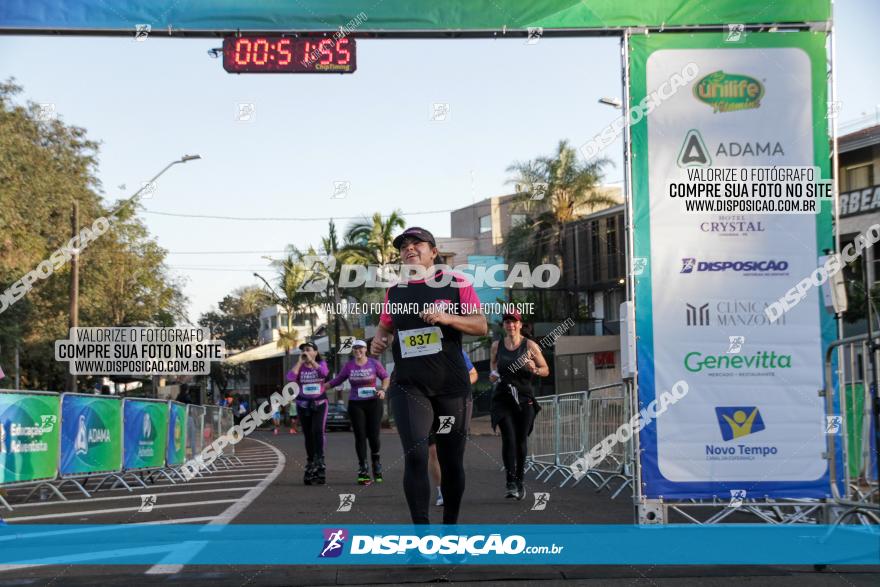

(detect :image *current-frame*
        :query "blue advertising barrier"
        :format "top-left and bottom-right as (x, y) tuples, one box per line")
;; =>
(0, 525), (876, 566)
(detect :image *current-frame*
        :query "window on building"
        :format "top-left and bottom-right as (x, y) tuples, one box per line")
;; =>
(590, 220), (601, 281)
(604, 288), (623, 322)
(845, 164), (873, 191)
(261, 318), (269, 330)
(278, 313), (288, 328)
(270, 315), (277, 329)
(479, 215), (492, 233)
(606, 216), (619, 276)
(511, 214), (527, 227)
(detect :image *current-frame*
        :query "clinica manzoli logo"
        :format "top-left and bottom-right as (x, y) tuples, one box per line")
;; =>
(694, 71), (763, 113)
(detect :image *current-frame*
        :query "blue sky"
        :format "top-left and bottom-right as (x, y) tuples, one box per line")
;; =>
(1, 0), (878, 322)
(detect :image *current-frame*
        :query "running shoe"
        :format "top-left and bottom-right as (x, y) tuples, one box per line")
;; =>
(315, 458), (326, 485)
(303, 460), (316, 486)
(435, 488), (444, 507)
(357, 463), (371, 485)
(505, 481), (518, 499)
(515, 481), (526, 501)
(371, 457), (383, 483)
(289, 427), (297, 434)
(273, 428), (278, 436)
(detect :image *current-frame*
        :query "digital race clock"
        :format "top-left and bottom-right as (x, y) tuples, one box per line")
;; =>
(222, 36), (356, 74)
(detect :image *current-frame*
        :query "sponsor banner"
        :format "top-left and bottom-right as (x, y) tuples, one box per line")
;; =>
(59, 394), (122, 476)
(167, 401), (187, 466)
(123, 399), (168, 470)
(630, 33), (836, 498)
(0, 391), (60, 485)
(0, 525), (875, 566)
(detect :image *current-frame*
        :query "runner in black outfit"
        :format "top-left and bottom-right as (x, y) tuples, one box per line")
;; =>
(370, 227), (487, 524)
(490, 309), (549, 500)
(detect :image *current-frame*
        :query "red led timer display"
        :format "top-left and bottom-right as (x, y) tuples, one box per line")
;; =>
(223, 36), (356, 73)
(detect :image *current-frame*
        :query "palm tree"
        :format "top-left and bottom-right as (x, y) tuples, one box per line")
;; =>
(342, 210), (406, 266)
(505, 140), (615, 316)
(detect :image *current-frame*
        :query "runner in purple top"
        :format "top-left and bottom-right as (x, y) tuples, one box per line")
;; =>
(326, 340), (390, 484)
(286, 341), (330, 485)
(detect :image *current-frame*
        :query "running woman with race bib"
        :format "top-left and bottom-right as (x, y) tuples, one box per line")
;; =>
(326, 339), (390, 485)
(370, 227), (487, 524)
(287, 341), (330, 485)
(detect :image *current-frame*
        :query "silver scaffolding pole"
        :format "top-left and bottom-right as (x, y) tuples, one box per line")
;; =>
(619, 27), (642, 524)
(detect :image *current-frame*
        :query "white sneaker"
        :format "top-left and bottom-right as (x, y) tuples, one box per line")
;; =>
(435, 489), (444, 507)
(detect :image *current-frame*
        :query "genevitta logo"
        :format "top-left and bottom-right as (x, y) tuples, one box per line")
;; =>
(319, 528), (348, 558)
(684, 350), (792, 376)
(679, 259), (789, 276)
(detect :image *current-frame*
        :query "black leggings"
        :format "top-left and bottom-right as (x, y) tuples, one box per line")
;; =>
(299, 401), (328, 462)
(497, 400), (536, 483)
(348, 398), (382, 464)
(389, 384), (471, 524)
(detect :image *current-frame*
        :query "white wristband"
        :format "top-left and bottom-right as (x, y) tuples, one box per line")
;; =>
(490, 370), (500, 379)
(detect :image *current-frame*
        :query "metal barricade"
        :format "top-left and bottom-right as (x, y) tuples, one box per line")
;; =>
(526, 382), (632, 499)
(824, 335), (879, 524)
(0, 390), (62, 510)
(526, 395), (559, 479)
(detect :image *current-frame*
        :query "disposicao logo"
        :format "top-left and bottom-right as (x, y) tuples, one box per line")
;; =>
(715, 406), (766, 440)
(319, 528), (348, 558)
(694, 70), (763, 113)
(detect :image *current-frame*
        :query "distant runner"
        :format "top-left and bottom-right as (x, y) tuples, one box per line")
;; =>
(287, 341), (330, 485)
(490, 309), (547, 500)
(326, 339), (390, 485)
(371, 227), (487, 524)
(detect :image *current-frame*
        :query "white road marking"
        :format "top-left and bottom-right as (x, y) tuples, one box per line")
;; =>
(9, 487), (252, 510)
(146, 438), (285, 575)
(6, 499), (238, 522)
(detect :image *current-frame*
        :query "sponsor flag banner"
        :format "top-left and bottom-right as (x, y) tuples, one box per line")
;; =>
(123, 399), (168, 470)
(0, 391), (60, 485)
(60, 394), (123, 476)
(167, 401), (187, 466)
(0, 525), (876, 566)
(629, 32), (835, 498)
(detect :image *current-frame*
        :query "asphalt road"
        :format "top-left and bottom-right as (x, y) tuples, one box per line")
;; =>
(0, 428), (877, 585)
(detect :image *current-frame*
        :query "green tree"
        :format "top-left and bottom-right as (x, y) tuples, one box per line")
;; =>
(505, 140), (614, 317)
(0, 79), (188, 390)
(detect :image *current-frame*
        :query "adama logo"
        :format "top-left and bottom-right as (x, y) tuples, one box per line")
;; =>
(694, 71), (763, 113)
(319, 528), (348, 558)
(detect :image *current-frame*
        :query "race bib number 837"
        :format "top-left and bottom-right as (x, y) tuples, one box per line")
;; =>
(400, 326), (442, 358)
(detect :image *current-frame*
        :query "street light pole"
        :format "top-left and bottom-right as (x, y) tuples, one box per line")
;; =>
(110, 154), (202, 217)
